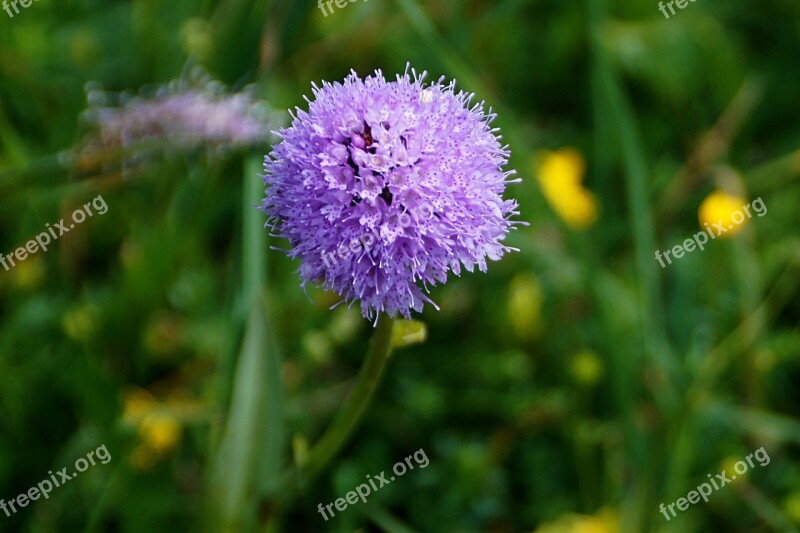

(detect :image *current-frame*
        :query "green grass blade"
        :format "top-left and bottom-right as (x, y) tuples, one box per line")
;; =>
(208, 156), (284, 531)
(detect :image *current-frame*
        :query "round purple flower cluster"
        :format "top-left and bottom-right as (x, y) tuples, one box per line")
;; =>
(262, 67), (521, 320)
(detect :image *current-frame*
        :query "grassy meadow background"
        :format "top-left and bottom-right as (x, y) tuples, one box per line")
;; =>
(1, 0), (800, 531)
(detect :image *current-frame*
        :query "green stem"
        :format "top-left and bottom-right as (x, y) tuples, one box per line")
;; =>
(302, 314), (395, 480)
(266, 314), (395, 501)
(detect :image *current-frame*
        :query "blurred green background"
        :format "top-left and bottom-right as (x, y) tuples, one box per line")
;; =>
(1, 0), (799, 531)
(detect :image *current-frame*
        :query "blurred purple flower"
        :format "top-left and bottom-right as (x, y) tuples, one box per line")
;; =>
(85, 91), (270, 148)
(76, 71), (277, 174)
(262, 67), (522, 321)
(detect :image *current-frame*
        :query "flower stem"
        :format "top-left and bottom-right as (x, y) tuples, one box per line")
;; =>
(301, 314), (395, 479)
(265, 314), (395, 505)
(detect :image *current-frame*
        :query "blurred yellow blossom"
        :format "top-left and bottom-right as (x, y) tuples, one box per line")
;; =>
(536, 507), (618, 533)
(123, 388), (158, 422)
(10, 259), (46, 291)
(139, 413), (182, 454)
(123, 387), (184, 469)
(536, 149), (599, 230)
(507, 274), (543, 338)
(180, 18), (213, 60)
(698, 190), (748, 237)
(570, 349), (604, 387)
(62, 304), (98, 342)
(718, 456), (746, 483)
(784, 492), (800, 524)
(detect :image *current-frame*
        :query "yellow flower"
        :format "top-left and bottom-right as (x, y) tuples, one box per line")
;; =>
(784, 492), (800, 524)
(536, 149), (598, 230)
(123, 388), (184, 465)
(698, 190), (749, 237)
(536, 508), (618, 533)
(180, 18), (213, 61)
(570, 349), (604, 387)
(10, 259), (46, 291)
(507, 274), (543, 339)
(123, 388), (157, 423)
(62, 305), (98, 342)
(139, 413), (182, 455)
(718, 456), (746, 483)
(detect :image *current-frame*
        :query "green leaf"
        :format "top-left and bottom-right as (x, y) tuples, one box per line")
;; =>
(209, 296), (284, 532)
(208, 156), (284, 531)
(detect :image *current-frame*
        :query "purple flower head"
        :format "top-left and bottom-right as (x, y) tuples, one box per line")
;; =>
(262, 67), (521, 321)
